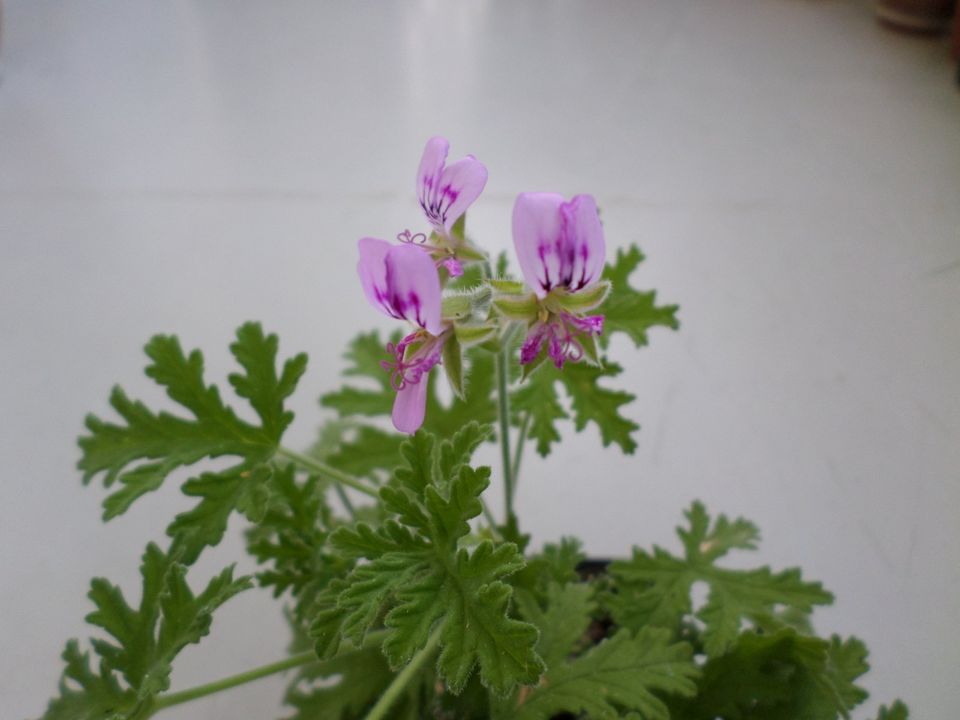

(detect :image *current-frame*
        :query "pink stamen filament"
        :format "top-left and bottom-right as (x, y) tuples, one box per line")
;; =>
(381, 332), (442, 391)
(520, 312), (604, 369)
(397, 229), (428, 245)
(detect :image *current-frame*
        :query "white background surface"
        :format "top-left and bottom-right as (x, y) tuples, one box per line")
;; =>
(2, 1), (958, 718)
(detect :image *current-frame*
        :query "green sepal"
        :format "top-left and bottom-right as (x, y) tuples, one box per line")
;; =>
(442, 336), (465, 400)
(468, 284), (493, 319)
(457, 243), (488, 262)
(519, 343), (549, 381)
(494, 293), (539, 321)
(450, 213), (466, 242)
(477, 338), (503, 354)
(454, 323), (499, 348)
(578, 332), (600, 366)
(442, 286), (493, 323)
(489, 278), (526, 294)
(552, 280), (611, 313)
(441, 294), (472, 321)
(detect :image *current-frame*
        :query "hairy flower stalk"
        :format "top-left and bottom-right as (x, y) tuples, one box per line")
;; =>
(506, 192), (610, 370)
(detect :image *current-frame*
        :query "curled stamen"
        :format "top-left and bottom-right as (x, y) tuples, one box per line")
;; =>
(520, 312), (605, 369)
(397, 229), (428, 245)
(381, 332), (441, 391)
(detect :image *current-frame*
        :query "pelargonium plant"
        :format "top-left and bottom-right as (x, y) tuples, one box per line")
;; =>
(35, 137), (907, 720)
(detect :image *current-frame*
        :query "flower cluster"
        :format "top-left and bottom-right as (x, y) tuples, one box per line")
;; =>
(357, 137), (610, 433)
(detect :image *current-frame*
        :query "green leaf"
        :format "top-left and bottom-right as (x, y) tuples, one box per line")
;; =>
(508, 628), (698, 720)
(510, 538), (584, 598)
(513, 359), (638, 456)
(320, 331), (396, 418)
(40, 641), (131, 720)
(167, 464), (272, 564)
(599, 245), (679, 349)
(876, 701), (910, 720)
(514, 582), (595, 670)
(40, 545), (250, 720)
(424, 347), (498, 436)
(607, 502), (833, 657)
(245, 464), (352, 623)
(79, 322), (307, 550)
(511, 369), (567, 457)
(227, 322), (307, 439)
(325, 425), (406, 481)
(312, 423), (544, 696)
(673, 629), (871, 720)
(557, 360), (638, 454)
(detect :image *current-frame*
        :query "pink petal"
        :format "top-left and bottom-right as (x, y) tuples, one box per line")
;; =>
(392, 375), (430, 433)
(512, 192), (565, 298)
(357, 237), (397, 320)
(417, 136), (449, 213)
(436, 156), (488, 233)
(384, 244), (444, 335)
(560, 194), (605, 291)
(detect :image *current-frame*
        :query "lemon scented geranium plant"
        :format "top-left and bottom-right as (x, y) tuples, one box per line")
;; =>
(36, 137), (908, 720)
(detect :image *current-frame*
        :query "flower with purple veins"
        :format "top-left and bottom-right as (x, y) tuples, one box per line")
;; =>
(357, 237), (449, 433)
(414, 136), (488, 278)
(512, 192), (609, 370)
(417, 136), (488, 236)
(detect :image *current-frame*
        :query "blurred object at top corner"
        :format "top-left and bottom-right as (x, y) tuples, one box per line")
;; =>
(875, 0), (956, 34)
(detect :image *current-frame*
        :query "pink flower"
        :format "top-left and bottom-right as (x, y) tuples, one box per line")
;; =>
(512, 193), (607, 369)
(417, 136), (488, 237)
(357, 238), (448, 433)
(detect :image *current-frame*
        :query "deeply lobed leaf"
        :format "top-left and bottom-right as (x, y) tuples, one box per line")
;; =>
(40, 545), (250, 720)
(599, 245), (679, 349)
(607, 502), (833, 657)
(79, 322), (307, 562)
(310, 423), (544, 696)
(671, 629), (871, 720)
(512, 359), (638, 456)
(506, 627), (698, 720)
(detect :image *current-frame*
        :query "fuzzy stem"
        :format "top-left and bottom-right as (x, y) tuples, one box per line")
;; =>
(333, 482), (357, 519)
(496, 339), (516, 525)
(148, 630), (389, 716)
(277, 446), (379, 498)
(511, 411), (531, 485)
(149, 651), (316, 714)
(364, 628), (442, 720)
(480, 497), (500, 534)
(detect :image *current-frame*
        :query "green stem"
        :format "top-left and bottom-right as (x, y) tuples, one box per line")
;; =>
(149, 650), (316, 713)
(149, 630), (389, 717)
(495, 339), (516, 524)
(333, 482), (357, 519)
(480, 497), (500, 534)
(364, 628), (442, 720)
(277, 446), (379, 498)
(511, 411), (531, 485)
